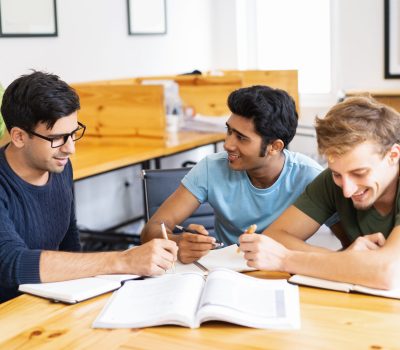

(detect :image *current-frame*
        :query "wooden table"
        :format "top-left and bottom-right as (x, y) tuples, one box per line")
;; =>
(71, 131), (225, 180)
(1, 271), (399, 349)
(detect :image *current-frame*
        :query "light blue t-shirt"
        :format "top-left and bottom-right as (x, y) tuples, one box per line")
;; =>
(181, 150), (323, 245)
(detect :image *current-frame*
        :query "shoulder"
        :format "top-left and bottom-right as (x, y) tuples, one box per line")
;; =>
(284, 149), (323, 172)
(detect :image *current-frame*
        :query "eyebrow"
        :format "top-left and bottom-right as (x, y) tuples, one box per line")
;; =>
(330, 167), (369, 174)
(225, 122), (250, 139)
(46, 124), (80, 137)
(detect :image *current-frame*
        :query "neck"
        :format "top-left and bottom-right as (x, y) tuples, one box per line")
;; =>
(247, 152), (285, 189)
(5, 144), (49, 186)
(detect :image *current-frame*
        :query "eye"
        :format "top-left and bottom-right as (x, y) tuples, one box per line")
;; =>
(332, 172), (341, 179)
(50, 135), (64, 142)
(353, 171), (368, 178)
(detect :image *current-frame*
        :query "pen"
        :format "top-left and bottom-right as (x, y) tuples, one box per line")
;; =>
(237, 224), (257, 253)
(174, 225), (224, 248)
(161, 222), (175, 273)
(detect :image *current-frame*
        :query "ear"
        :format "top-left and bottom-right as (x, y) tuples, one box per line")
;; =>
(9, 127), (28, 149)
(388, 143), (400, 165)
(268, 139), (285, 155)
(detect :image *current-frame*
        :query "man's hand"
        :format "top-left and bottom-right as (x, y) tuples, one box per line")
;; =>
(345, 233), (386, 252)
(239, 233), (289, 271)
(121, 239), (178, 276)
(177, 224), (216, 264)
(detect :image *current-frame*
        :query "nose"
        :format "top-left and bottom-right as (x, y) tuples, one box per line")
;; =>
(223, 133), (236, 151)
(60, 135), (76, 155)
(341, 176), (358, 198)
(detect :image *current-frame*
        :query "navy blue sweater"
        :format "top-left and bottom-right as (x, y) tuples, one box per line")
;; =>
(0, 145), (80, 303)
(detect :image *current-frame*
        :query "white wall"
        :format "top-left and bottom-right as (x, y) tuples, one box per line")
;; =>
(337, 0), (400, 91)
(0, 0), (214, 87)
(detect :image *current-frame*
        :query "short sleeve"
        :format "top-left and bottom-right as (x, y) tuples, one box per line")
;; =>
(181, 157), (210, 204)
(294, 169), (337, 225)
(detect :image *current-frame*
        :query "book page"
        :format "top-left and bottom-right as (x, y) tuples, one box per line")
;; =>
(199, 269), (289, 318)
(289, 274), (353, 292)
(194, 269), (300, 329)
(93, 273), (205, 328)
(198, 244), (256, 272)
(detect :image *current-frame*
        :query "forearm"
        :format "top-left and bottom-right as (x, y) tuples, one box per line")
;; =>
(284, 249), (399, 289)
(141, 220), (180, 244)
(266, 230), (333, 253)
(40, 250), (123, 282)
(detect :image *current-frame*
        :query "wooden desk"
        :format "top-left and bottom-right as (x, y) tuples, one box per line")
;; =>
(71, 131), (225, 180)
(1, 271), (399, 349)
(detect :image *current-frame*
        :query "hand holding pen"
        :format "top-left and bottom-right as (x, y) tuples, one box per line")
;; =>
(237, 224), (257, 253)
(173, 223), (218, 264)
(161, 222), (175, 273)
(175, 225), (224, 248)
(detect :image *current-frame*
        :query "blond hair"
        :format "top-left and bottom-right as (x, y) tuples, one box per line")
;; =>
(315, 96), (400, 158)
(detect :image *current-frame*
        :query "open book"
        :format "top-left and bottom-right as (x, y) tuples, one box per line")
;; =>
(289, 274), (400, 299)
(168, 244), (256, 275)
(93, 268), (300, 329)
(18, 274), (140, 304)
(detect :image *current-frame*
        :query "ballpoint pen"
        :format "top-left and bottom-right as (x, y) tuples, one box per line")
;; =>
(174, 225), (224, 248)
(161, 222), (175, 273)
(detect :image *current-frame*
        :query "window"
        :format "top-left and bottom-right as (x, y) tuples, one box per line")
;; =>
(254, 0), (331, 94)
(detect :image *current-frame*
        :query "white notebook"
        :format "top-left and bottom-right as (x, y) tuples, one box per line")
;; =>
(93, 268), (300, 329)
(289, 274), (400, 299)
(166, 244), (255, 275)
(18, 274), (140, 304)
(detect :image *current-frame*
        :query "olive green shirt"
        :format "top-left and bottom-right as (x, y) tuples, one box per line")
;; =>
(294, 168), (400, 243)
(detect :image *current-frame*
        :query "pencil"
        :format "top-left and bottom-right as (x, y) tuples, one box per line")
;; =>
(237, 224), (257, 253)
(161, 222), (175, 273)
(174, 225), (224, 248)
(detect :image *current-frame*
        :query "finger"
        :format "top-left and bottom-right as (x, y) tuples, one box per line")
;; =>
(239, 233), (257, 243)
(243, 252), (258, 261)
(183, 233), (215, 243)
(181, 240), (214, 251)
(373, 232), (386, 246)
(187, 224), (209, 236)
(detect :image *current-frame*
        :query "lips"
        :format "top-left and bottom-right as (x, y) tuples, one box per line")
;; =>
(352, 188), (368, 201)
(228, 153), (240, 162)
(54, 157), (68, 166)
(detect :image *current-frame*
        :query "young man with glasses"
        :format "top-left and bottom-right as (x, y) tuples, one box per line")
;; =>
(0, 71), (177, 303)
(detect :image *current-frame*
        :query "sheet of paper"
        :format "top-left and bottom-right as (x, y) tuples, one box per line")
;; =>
(198, 244), (256, 272)
(166, 261), (205, 274)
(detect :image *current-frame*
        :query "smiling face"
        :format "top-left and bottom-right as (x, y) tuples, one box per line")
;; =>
(328, 141), (400, 211)
(22, 111), (78, 175)
(223, 114), (268, 172)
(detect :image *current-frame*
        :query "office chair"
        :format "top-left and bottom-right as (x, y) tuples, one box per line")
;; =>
(142, 167), (215, 234)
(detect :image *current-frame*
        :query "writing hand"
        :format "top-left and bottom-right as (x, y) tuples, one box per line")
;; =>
(177, 224), (216, 264)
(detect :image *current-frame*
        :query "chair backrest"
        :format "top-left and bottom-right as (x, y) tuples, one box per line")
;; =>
(142, 168), (215, 233)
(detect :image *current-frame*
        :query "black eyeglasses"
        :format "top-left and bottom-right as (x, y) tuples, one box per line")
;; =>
(26, 122), (86, 148)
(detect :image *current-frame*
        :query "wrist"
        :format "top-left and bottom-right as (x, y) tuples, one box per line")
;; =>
(110, 251), (128, 274)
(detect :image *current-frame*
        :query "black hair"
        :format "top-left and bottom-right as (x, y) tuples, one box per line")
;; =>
(1, 71), (80, 132)
(227, 85), (298, 156)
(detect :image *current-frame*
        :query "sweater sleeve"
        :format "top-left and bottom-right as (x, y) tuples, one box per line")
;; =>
(0, 198), (41, 288)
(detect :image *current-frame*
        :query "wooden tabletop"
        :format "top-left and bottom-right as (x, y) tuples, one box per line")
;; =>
(1, 271), (399, 349)
(71, 131), (225, 180)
